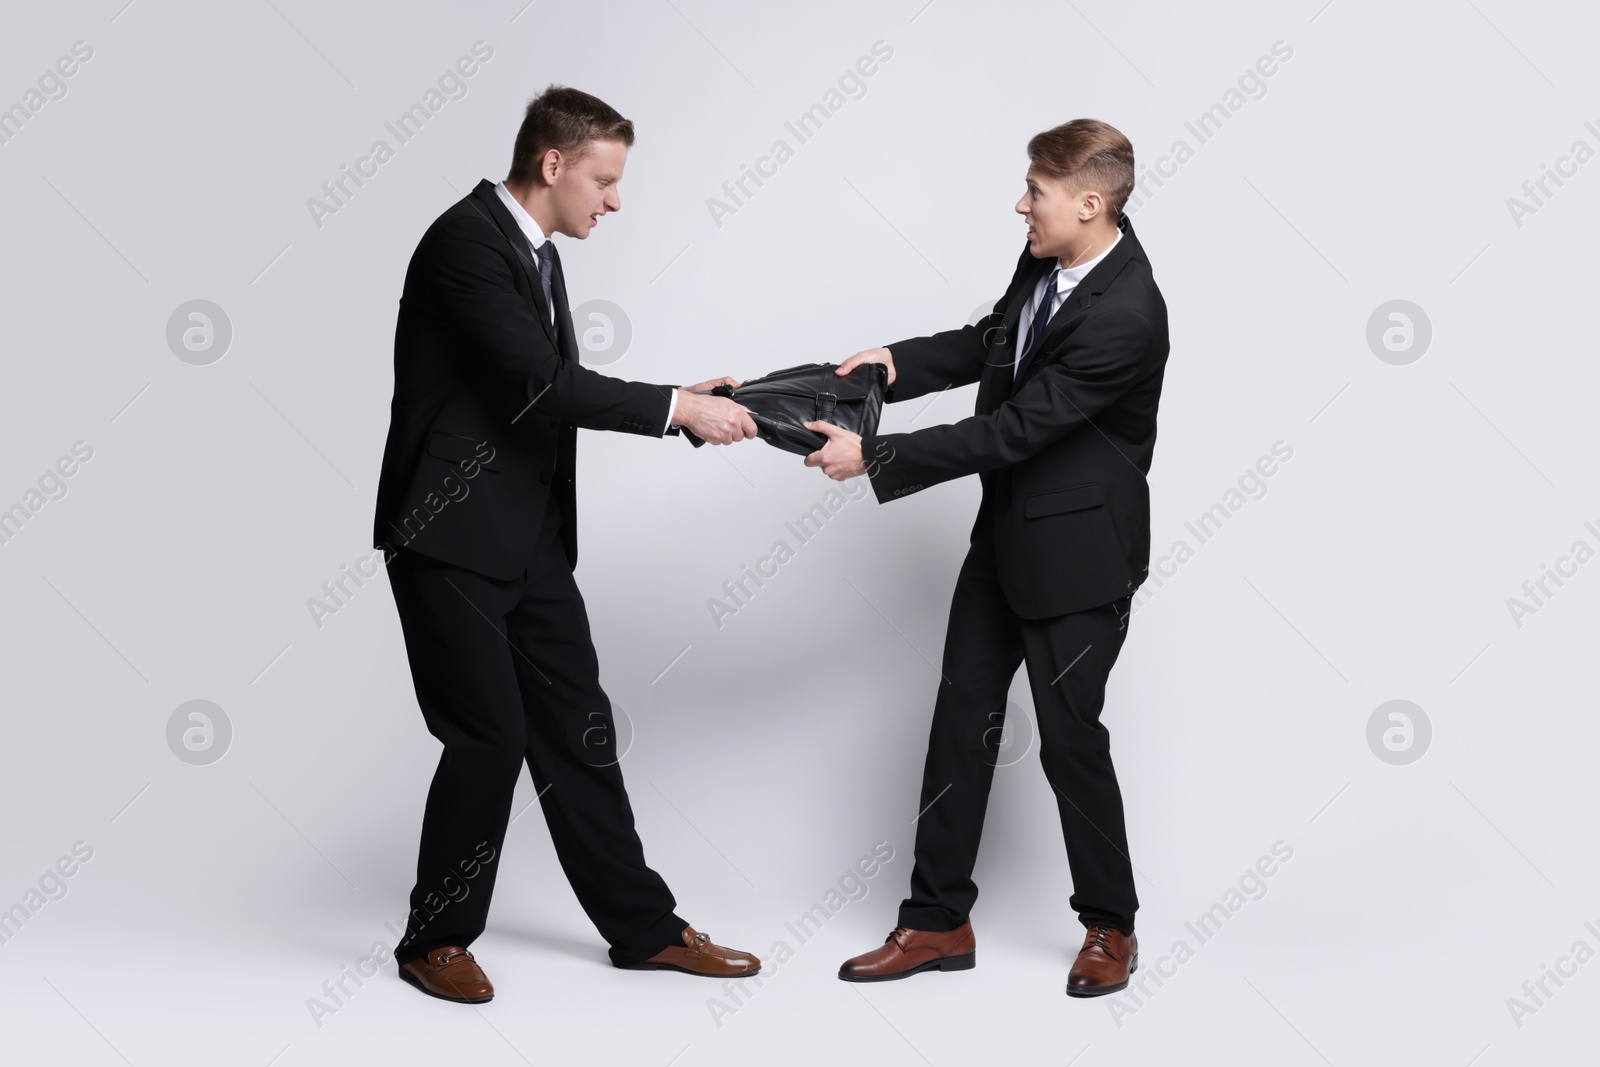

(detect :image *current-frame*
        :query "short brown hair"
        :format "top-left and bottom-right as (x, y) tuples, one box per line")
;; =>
(507, 84), (635, 184)
(1026, 119), (1136, 219)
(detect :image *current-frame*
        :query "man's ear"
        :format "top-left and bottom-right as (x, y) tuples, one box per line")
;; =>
(1080, 190), (1104, 222)
(542, 148), (562, 184)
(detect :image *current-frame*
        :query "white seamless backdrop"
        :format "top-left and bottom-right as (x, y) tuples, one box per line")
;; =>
(0, 1), (1594, 1065)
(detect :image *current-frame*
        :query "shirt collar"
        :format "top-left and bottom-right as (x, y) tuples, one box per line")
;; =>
(494, 180), (548, 252)
(1053, 229), (1122, 288)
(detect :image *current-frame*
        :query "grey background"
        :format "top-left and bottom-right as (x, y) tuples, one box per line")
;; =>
(2, 0), (1595, 1064)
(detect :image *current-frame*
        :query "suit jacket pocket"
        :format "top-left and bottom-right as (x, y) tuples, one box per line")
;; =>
(426, 430), (502, 472)
(1023, 482), (1104, 518)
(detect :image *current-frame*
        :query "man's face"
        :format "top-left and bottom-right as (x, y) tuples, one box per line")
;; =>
(1015, 168), (1084, 259)
(549, 137), (627, 239)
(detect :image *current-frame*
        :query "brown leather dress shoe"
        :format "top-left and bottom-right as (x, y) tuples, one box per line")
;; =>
(398, 946), (494, 1003)
(837, 921), (976, 982)
(614, 925), (760, 977)
(1066, 925), (1138, 997)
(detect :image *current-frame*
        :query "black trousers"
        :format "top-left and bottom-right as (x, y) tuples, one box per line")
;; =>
(386, 493), (687, 966)
(897, 533), (1139, 935)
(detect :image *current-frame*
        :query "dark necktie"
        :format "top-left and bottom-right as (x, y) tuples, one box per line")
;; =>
(1014, 267), (1060, 381)
(534, 240), (555, 324)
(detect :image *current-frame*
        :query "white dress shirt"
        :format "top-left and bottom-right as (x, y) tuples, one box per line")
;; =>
(494, 181), (676, 434)
(1014, 230), (1122, 377)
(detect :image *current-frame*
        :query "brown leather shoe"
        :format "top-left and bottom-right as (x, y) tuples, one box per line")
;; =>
(838, 921), (976, 982)
(397, 946), (494, 1003)
(614, 925), (760, 977)
(1066, 925), (1137, 997)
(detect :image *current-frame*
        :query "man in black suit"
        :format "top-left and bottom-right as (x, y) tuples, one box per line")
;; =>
(807, 119), (1169, 997)
(373, 85), (762, 1003)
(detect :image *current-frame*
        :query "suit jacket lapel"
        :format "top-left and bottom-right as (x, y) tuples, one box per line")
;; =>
(984, 256), (1054, 410)
(1010, 212), (1139, 392)
(469, 178), (558, 349)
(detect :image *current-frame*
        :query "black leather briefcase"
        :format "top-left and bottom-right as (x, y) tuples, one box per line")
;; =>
(683, 362), (888, 455)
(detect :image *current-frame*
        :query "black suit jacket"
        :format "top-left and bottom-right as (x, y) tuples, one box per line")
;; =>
(863, 213), (1170, 619)
(373, 179), (678, 579)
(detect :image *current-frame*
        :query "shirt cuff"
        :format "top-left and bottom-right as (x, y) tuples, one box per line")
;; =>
(661, 387), (678, 436)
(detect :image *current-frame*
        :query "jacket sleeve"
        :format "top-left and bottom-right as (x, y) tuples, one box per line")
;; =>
(880, 246), (1037, 403)
(863, 307), (1157, 502)
(424, 213), (674, 435)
